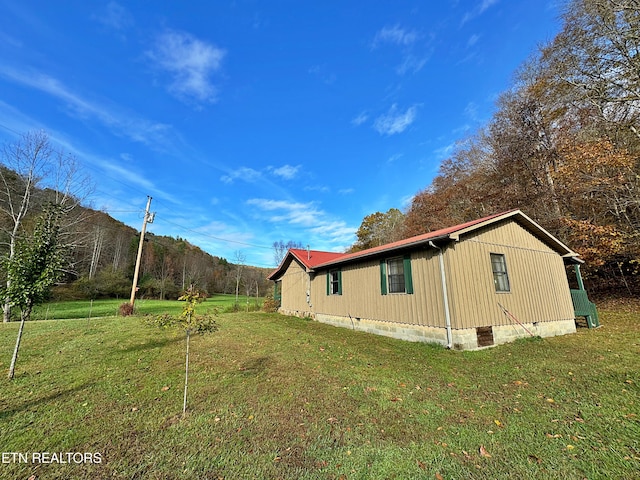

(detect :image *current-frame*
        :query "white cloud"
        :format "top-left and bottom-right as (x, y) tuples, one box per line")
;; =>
(373, 104), (419, 136)
(464, 101), (479, 121)
(461, 0), (499, 25)
(351, 111), (369, 126)
(148, 30), (226, 104)
(270, 164), (300, 180)
(387, 153), (404, 164)
(94, 2), (133, 31)
(220, 166), (261, 184)
(396, 54), (429, 75)
(373, 25), (420, 47)
(372, 24), (431, 75)
(467, 34), (481, 47)
(246, 198), (356, 248)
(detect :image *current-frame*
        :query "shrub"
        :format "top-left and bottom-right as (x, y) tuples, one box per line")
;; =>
(119, 302), (135, 316)
(262, 294), (279, 313)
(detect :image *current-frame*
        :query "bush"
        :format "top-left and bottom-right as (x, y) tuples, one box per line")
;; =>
(262, 294), (279, 313)
(119, 302), (134, 316)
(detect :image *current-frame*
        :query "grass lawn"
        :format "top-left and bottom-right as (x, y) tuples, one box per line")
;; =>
(30, 294), (262, 320)
(1, 303), (638, 479)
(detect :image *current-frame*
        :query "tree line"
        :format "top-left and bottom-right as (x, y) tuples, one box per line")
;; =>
(350, 0), (640, 298)
(0, 131), (271, 323)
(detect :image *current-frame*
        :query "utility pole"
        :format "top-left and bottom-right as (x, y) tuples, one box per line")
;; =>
(129, 196), (155, 307)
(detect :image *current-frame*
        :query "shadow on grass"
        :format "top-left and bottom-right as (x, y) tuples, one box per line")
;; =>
(0, 381), (95, 420)
(111, 336), (184, 355)
(237, 356), (273, 376)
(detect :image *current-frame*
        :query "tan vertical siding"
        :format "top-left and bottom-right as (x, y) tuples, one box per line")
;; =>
(311, 250), (447, 327)
(446, 221), (574, 329)
(281, 219), (574, 332)
(279, 259), (311, 313)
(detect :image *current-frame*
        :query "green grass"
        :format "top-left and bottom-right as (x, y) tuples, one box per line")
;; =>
(30, 295), (263, 320)
(1, 304), (638, 479)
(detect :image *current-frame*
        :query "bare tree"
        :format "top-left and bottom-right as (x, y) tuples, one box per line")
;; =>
(272, 240), (303, 266)
(0, 131), (91, 322)
(543, 0), (640, 140)
(233, 250), (246, 306)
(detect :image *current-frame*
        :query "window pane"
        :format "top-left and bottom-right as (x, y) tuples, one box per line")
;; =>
(387, 258), (405, 293)
(330, 270), (340, 294)
(490, 253), (510, 292)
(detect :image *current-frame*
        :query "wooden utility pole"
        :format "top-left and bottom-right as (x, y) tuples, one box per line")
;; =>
(129, 196), (154, 307)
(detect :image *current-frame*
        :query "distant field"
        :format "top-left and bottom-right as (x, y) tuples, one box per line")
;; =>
(30, 294), (263, 320)
(1, 304), (638, 479)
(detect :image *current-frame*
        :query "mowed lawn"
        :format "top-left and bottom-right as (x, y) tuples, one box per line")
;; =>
(1, 302), (638, 479)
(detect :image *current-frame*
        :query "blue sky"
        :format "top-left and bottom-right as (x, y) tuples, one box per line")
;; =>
(0, 1), (562, 268)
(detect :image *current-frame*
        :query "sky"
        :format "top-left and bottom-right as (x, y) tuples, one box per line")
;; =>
(0, 1), (563, 268)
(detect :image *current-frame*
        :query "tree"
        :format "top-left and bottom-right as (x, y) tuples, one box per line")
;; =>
(149, 286), (218, 416)
(272, 240), (304, 266)
(6, 203), (66, 379)
(543, 0), (640, 141)
(349, 208), (405, 252)
(233, 250), (246, 307)
(0, 131), (90, 322)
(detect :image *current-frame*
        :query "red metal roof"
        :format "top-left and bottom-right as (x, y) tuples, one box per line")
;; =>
(267, 209), (578, 280)
(313, 209), (520, 269)
(289, 249), (346, 269)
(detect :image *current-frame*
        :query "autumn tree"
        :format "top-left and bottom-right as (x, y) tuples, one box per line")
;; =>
(543, 0), (640, 142)
(349, 208), (405, 252)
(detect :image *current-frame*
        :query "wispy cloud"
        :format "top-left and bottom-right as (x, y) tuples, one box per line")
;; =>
(270, 164), (300, 180)
(93, 2), (133, 32)
(0, 67), (174, 148)
(351, 111), (369, 127)
(387, 153), (404, 164)
(372, 24), (431, 75)
(396, 53), (430, 75)
(373, 25), (420, 48)
(467, 34), (481, 47)
(147, 30), (226, 104)
(461, 0), (499, 25)
(246, 198), (356, 248)
(220, 166), (261, 184)
(373, 104), (419, 136)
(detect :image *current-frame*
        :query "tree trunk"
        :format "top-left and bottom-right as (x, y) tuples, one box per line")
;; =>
(183, 328), (191, 417)
(8, 312), (27, 379)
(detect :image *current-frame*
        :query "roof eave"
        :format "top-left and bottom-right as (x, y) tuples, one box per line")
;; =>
(313, 234), (451, 270)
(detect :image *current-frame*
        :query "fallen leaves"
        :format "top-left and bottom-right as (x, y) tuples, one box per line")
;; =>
(479, 445), (492, 458)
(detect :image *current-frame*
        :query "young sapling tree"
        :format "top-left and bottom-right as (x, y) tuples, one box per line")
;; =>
(149, 286), (218, 416)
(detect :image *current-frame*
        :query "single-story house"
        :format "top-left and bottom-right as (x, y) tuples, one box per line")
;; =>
(268, 209), (596, 350)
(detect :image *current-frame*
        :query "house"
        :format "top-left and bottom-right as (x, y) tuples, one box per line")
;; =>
(268, 210), (594, 350)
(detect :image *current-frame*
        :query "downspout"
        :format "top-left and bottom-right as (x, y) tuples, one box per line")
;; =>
(429, 241), (453, 349)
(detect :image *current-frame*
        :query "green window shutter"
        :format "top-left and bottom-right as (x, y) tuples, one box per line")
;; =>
(380, 260), (387, 295)
(403, 254), (413, 294)
(337, 270), (342, 295)
(326, 272), (330, 296)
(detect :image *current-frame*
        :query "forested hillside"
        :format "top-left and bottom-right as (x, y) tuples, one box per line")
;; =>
(350, 0), (640, 298)
(0, 140), (271, 307)
(56, 206), (271, 301)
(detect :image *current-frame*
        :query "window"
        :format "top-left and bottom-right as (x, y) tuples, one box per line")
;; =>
(380, 255), (414, 295)
(387, 257), (405, 293)
(326, 269), (342, 295)
(490, 253), (510, 292)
